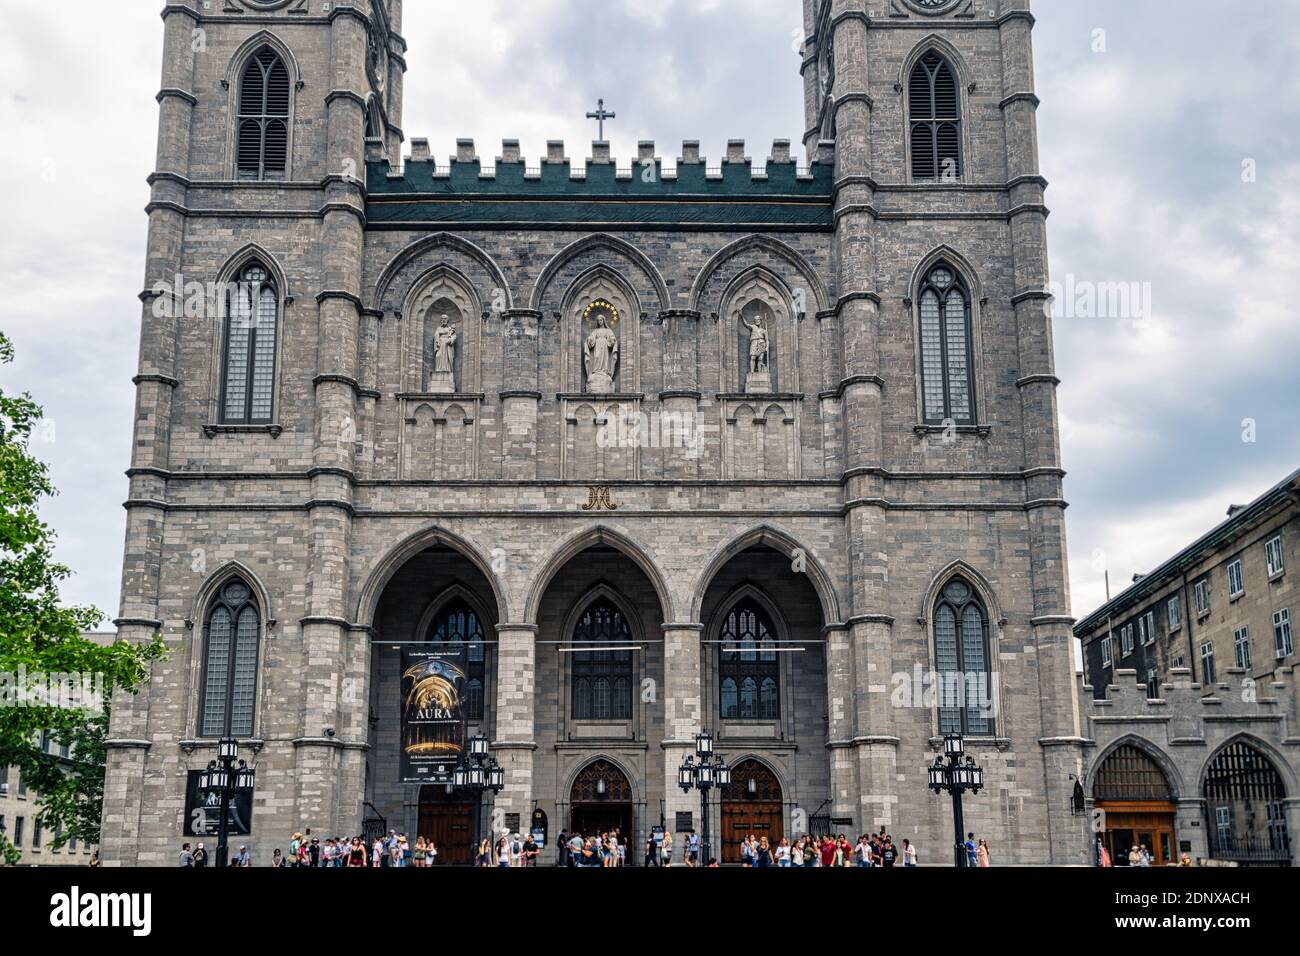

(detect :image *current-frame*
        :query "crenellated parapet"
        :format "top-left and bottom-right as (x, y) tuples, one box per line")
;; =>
(367, 138), (833, 231)
(1081, 665), (1300, 752)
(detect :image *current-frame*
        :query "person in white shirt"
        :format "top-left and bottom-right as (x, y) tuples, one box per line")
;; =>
(903, 839), (918, 867)
(856, 836), (874, 867)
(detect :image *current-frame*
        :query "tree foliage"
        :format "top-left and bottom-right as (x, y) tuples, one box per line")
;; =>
(0, 331), (166, 863)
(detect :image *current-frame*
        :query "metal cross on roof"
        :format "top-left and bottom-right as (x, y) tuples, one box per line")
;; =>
(586, 98), (616, 141)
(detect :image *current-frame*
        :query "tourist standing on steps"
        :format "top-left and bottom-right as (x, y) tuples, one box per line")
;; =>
(902, 839), (918, 867)
(192, 842), (208, 867)
(179, 842), (194, 867)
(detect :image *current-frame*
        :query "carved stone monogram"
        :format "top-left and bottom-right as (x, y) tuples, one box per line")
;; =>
(582, 486), (620, 511)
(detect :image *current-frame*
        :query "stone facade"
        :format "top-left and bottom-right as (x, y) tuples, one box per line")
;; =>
(1074, 469), (1299, 866)
(101, 0), (1092, 866)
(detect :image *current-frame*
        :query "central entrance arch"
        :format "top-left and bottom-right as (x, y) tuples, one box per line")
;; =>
(721, 759), (784, 863)
(417, 784), (476, 865)
(569, 759), (634, 841)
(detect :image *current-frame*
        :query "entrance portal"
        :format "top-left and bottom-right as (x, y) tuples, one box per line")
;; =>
(418, 785), (477, 865)
(1093, 744), (1177, 865)
(721, 759), (784, 864)
(569, 759), (635, 847)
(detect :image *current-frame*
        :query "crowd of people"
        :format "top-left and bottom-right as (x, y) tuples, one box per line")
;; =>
(179, 826), (998, 867)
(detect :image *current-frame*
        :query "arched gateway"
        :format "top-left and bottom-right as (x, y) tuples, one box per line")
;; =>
(1092, 743), (1177, 865)
(721, 759), (784, 863)
(569, 759), (635, 841)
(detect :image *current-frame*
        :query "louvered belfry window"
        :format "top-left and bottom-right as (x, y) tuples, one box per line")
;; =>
(909, 51), (961, 181)
(221, 263), (279, 424)
(237, 48), (290, 181)
(918, 265), (975, 425)
(200, 579), (261, 737)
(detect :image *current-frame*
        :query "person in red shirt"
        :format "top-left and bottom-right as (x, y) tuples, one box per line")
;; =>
(820, 835), (837, 867)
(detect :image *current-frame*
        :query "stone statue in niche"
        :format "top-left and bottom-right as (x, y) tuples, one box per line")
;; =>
(428, 313), (458, 393)
(583, 302), (620, 393)
(742, 311), (771, 393)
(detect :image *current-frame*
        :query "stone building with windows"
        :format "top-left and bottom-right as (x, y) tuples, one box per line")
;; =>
(101, 0), (1091, 866)
(1075, 468), (1299, 866)
(1, 736), (100, 867)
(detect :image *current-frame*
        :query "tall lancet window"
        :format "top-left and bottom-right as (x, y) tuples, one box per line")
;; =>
(571, 601), (634, 721)
(719, 599), (780, 720)
(933, 578), (994, 736)
(221, 262), (280, 425)
(909, 51), (961, 182)
(200, 579), (261, 737)
(237, 48), (290, 181)
(918, 265), (975, 425)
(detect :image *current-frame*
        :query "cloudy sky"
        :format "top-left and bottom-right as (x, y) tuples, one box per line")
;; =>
(1, 1), (1297, 626)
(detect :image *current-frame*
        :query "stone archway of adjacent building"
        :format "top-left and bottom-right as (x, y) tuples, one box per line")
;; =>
(1201, 736), (1292, 867)
(1091, 740), (1178, 866)
(566, 758), (636, 858)
(720, 757), (785, 864)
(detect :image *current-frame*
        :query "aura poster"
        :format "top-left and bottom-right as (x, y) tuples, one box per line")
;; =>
(400, 647), (468, 784)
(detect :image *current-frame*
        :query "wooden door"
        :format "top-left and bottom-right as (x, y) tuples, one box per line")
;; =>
(1098, 801), (1176, 866)
(419, 802), (475, 865)
(721, 801), (784, 863)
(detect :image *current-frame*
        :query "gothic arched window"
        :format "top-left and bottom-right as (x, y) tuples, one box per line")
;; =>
(571, 601), (634, 721)
(719, 599), (780, 720)
(909, 51), (961, 182)
(237, 47), (290, 181)
(200, 579), (261, 737)
(933, 578), (993, 735)
(428, 599), (486, 721)
(918, 264), (975, 425)
(220, 262), (279, 425)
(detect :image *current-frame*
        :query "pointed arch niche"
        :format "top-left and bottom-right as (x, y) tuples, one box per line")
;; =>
(717, 270), (801, 480)
(397, 267), (484, 480)
(558, 268), (643, 481)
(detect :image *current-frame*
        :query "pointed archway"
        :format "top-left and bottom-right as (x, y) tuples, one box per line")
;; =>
(720, 759), (784, 864)
(568, 759), (635, 852)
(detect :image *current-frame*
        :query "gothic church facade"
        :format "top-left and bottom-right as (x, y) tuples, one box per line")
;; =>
(103, 0), (1089, 865)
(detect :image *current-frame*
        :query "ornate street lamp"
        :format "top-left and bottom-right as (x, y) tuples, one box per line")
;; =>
(455, 734), (506, 860)
(927, 733), (984, 867)
(200, 736), (255, 868)
(677, 731), (730, 864)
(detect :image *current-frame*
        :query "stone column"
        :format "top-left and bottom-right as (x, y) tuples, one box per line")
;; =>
(501, 309), (542, 479)
(998, 1), (1089, 865)
(293, 6), (369, 836)
(660, 310), (702, 480)
(824, 625), (856, 829)
(493, 625), (538, 834)
(662, 624), (703, 847)
(1177, 797), (1210, 863)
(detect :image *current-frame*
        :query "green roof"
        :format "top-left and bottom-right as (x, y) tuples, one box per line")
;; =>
(365, 160), (834, 231)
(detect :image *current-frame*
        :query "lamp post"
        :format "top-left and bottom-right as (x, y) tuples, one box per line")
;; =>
(453, 733), (505, 861)
(927, 733), (984, 868)
(197, 736), (256, 868)
(677, 731), (731, 864)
